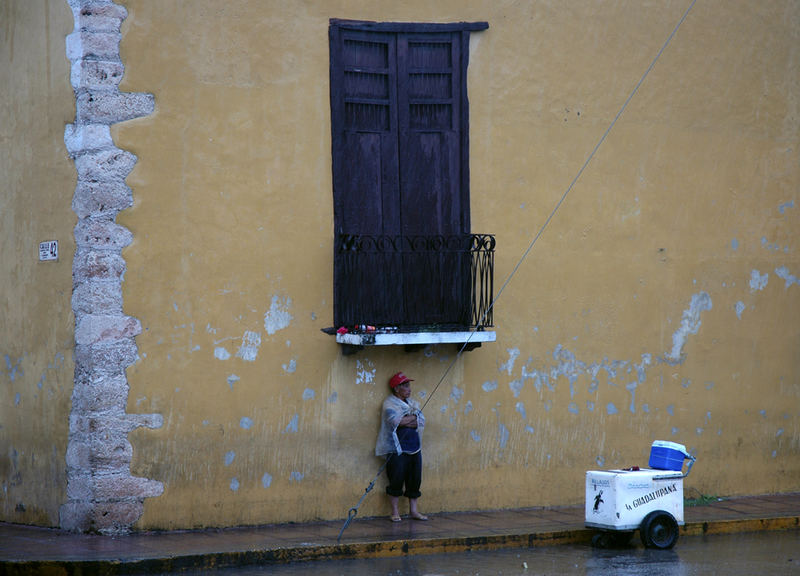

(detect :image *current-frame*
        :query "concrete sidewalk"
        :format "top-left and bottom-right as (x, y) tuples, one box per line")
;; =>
(1, 493), (799, 574)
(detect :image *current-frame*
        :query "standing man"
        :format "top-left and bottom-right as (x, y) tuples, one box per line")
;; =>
(376, 371), (428, 522)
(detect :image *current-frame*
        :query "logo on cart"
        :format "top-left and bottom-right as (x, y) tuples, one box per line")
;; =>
(624, 483), (678, 511)
(592, 490), (604, 513)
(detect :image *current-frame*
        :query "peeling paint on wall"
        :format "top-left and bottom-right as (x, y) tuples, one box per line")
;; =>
(478, 296), (737, 452)
(749, 270), (769, 292)
(263, 295), (292, 335)
(500, 348), (519, 375)
(761, 237), (787, 252)
(355, 359), (376, 385)
(4, 356), (23, 382)
(284, 413), (299, 433)
(665, 292), (712, 364)
(775, 266), (798, 288)
(497, 423), (509, 449)
(626, 382), (638, 413)
(236, 331), (261, 362)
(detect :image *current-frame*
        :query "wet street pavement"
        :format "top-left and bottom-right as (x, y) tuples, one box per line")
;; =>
(186, 531), (799, 575)
(1, 493), (799, 574)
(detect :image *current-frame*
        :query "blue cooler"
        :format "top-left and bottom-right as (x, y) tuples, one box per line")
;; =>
(649, 440), (689, 471)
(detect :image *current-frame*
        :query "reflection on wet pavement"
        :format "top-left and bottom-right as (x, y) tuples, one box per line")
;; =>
(190, 531), (798, 576)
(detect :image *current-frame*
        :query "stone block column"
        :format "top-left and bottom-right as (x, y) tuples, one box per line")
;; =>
(60, 0), (163, 534)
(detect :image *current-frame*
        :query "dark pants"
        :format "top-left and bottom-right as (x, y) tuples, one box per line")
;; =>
(385, 451), (422, 499)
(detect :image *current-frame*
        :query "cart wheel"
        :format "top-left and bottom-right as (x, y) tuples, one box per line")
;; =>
(591, 532), (611, 548)
(592, 531), (634, 548)
(639, 511), (679, 549)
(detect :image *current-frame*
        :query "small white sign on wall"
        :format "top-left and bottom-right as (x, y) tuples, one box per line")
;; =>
(39, 240), (58, 261)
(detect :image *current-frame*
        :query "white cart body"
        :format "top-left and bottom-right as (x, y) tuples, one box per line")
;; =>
(585, 469), (685, 531)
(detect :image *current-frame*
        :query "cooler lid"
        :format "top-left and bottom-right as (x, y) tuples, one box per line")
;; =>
(651, 440), (688, 456)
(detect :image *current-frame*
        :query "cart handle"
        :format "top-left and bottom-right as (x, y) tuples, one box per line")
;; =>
(653, 454), (696, 481)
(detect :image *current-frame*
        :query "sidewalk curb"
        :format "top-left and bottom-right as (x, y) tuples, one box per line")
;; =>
(682, 515), (800, 536)
(2, 515), (798, 576)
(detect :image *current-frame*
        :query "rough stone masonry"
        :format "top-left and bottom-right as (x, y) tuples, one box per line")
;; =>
(60, 0), (163, 534)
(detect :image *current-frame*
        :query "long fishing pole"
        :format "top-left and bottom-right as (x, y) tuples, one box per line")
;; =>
(421, 0), (697, 412)
(337, 456), (391, 541)
(337, 0), (698, 541)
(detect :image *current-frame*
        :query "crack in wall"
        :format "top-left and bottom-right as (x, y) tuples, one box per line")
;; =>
(61, 0), (162, 534)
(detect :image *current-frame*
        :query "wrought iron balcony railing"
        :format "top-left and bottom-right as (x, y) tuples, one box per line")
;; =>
(334, 233), (495, 331)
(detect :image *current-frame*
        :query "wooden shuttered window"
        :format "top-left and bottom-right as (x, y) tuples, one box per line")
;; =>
(330, 20), (488, 329)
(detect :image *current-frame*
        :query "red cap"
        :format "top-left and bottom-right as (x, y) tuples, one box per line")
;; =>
(389, 372), (413, 389)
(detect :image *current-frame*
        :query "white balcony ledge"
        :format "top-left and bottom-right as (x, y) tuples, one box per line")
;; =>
(336, 329), (496, 353)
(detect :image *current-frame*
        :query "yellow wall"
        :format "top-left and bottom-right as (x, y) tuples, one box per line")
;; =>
(0, 0), (75, 526)
(112, 0), (798, 529)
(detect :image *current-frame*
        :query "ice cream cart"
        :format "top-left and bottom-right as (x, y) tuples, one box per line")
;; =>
(585, 441), (696, 549)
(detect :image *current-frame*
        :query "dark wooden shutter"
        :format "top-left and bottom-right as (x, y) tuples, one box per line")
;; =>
(396, 33), (465, 324)
(330, 28), (400, 235)
(397, 33), (462, 236)
(330, 21), (486, 329)
(330, 28), (402, 325)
